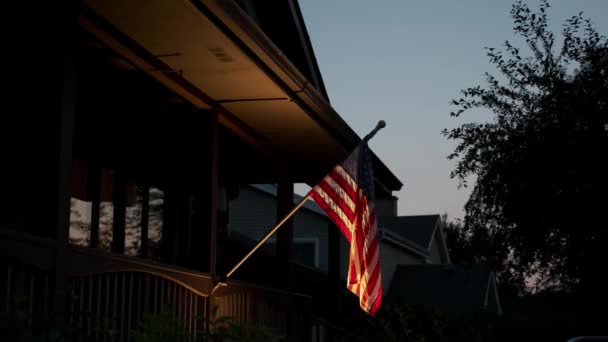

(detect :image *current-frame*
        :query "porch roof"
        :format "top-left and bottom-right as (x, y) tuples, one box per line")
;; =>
(81, 0), (402, 189)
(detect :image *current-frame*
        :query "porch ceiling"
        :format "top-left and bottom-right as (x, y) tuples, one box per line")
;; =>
(82, 0), (343, 180)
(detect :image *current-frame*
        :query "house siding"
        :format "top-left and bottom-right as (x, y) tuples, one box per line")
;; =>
(380, 243), (422, 290)
(230, 185), (329, 271)
(339, 236), (423, 291)
(230, 186), (440, 290)
(375, 196), (398, 218)
(429, 234), (443, 264)
(429, 230), (450, 264)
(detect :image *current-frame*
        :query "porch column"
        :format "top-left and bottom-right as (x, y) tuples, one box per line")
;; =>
(203, 111), (219, 336)
(207, 111), (219, 280)
(276, 165), (295, 339)
(276, 165), (294, 288)
(327, 220), (342, 339)
(54, 0), (79, 314)
(111, 168), (126, 254)
(328, 220), (341, 298)
(177, 110), (221, 273)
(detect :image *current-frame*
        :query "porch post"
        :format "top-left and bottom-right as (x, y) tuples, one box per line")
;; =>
(328, 220), (341, 288)
(111, 169), (126, 254)
(54, 0), (78, 314)
(276, 164), (295, 338)
(208, 111), (219, 280)
(88, 161), (101, 248)
(276, 165), (294, 288)
(205, 111), (219, 335)
(140, 186), (150, 257)
(327, 220), (341, 340)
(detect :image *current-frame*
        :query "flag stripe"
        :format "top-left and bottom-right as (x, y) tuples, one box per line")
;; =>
(363, 268), (381, 311)
(311, 187), (354, 241)
(328, 169), (358, 204)
(316, 178), (356, 221)
(310, 143), (382, 316)
(334, 165), (358, 193)
(325, 173), (357, 213)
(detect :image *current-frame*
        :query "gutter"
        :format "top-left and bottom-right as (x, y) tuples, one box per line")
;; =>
(192, 0), (353, 147)
(193, 0), (403, 191)
(379, 229), (429, 259)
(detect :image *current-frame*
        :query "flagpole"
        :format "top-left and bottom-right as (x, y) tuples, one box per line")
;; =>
(214, 120), (386, 291)
(224, 193), (312, 280)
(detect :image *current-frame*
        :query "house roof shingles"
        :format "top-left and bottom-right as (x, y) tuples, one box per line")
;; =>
(379, 214), (440, 250)
(250, 184), (325, 216)
(388, 264), (495, 316)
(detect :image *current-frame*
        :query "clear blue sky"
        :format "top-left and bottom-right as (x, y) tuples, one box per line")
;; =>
(299, 0), (608, 220)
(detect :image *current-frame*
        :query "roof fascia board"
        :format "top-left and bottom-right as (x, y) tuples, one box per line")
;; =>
(484, 272), (502, 315)
(492, 273), (503, 315)
(286, 0), (328, 100)
(194, 0), (352, 146)
(195, 0), (403, 191)
(434, 219), (451, 264)
(380, 230), (429, 258)
(427, 219), (439, 251)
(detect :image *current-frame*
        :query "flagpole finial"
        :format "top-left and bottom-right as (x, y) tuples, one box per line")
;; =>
(363, 120), (387, 143)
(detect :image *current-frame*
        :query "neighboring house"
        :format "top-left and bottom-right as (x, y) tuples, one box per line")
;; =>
(381, 215), (451, 264)
(231, 186), (502, 316)
(230, 184), (330, 270)
(389, 264), (502, 316)
(376, 214), (451, 288)
(337, 215), (451, 291)
(230, 187), (451, 288)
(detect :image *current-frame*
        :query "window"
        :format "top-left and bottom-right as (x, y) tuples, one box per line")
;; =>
(69, 159), (93, 247)
(68, 159), (164, 259)
(265, 238), (319, 269)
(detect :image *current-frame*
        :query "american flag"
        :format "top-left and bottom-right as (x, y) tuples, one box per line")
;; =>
(309, 143), (382, 316)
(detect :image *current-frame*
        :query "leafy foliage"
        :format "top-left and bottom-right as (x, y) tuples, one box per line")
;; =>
(373, 300), (501, 342)
(441, 214), (475, 265)
(132, 305), (280, 342)
(0, 294), (114, 342)
(443, 0), (608, 299)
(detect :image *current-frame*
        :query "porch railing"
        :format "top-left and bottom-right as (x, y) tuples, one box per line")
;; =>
(68, 271), (207, 341)
(213, 280), (313, 340)
(0, 229), (318, 341)
(0, 228), (54, 327)
(1, 228), (372, 341)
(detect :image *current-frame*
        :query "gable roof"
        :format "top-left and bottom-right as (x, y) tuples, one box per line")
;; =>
(250, 184), (325, 216)
(388, 264), (501, 316)
(235, 0), (330, 101)
(379, 215), (441, 250)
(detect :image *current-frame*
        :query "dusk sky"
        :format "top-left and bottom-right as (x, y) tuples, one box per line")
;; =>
(299, 1), (608, 220)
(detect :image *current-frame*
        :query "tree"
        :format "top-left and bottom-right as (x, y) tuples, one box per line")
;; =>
(441, 214), (475, 265)
(443, 0), (608, 310)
